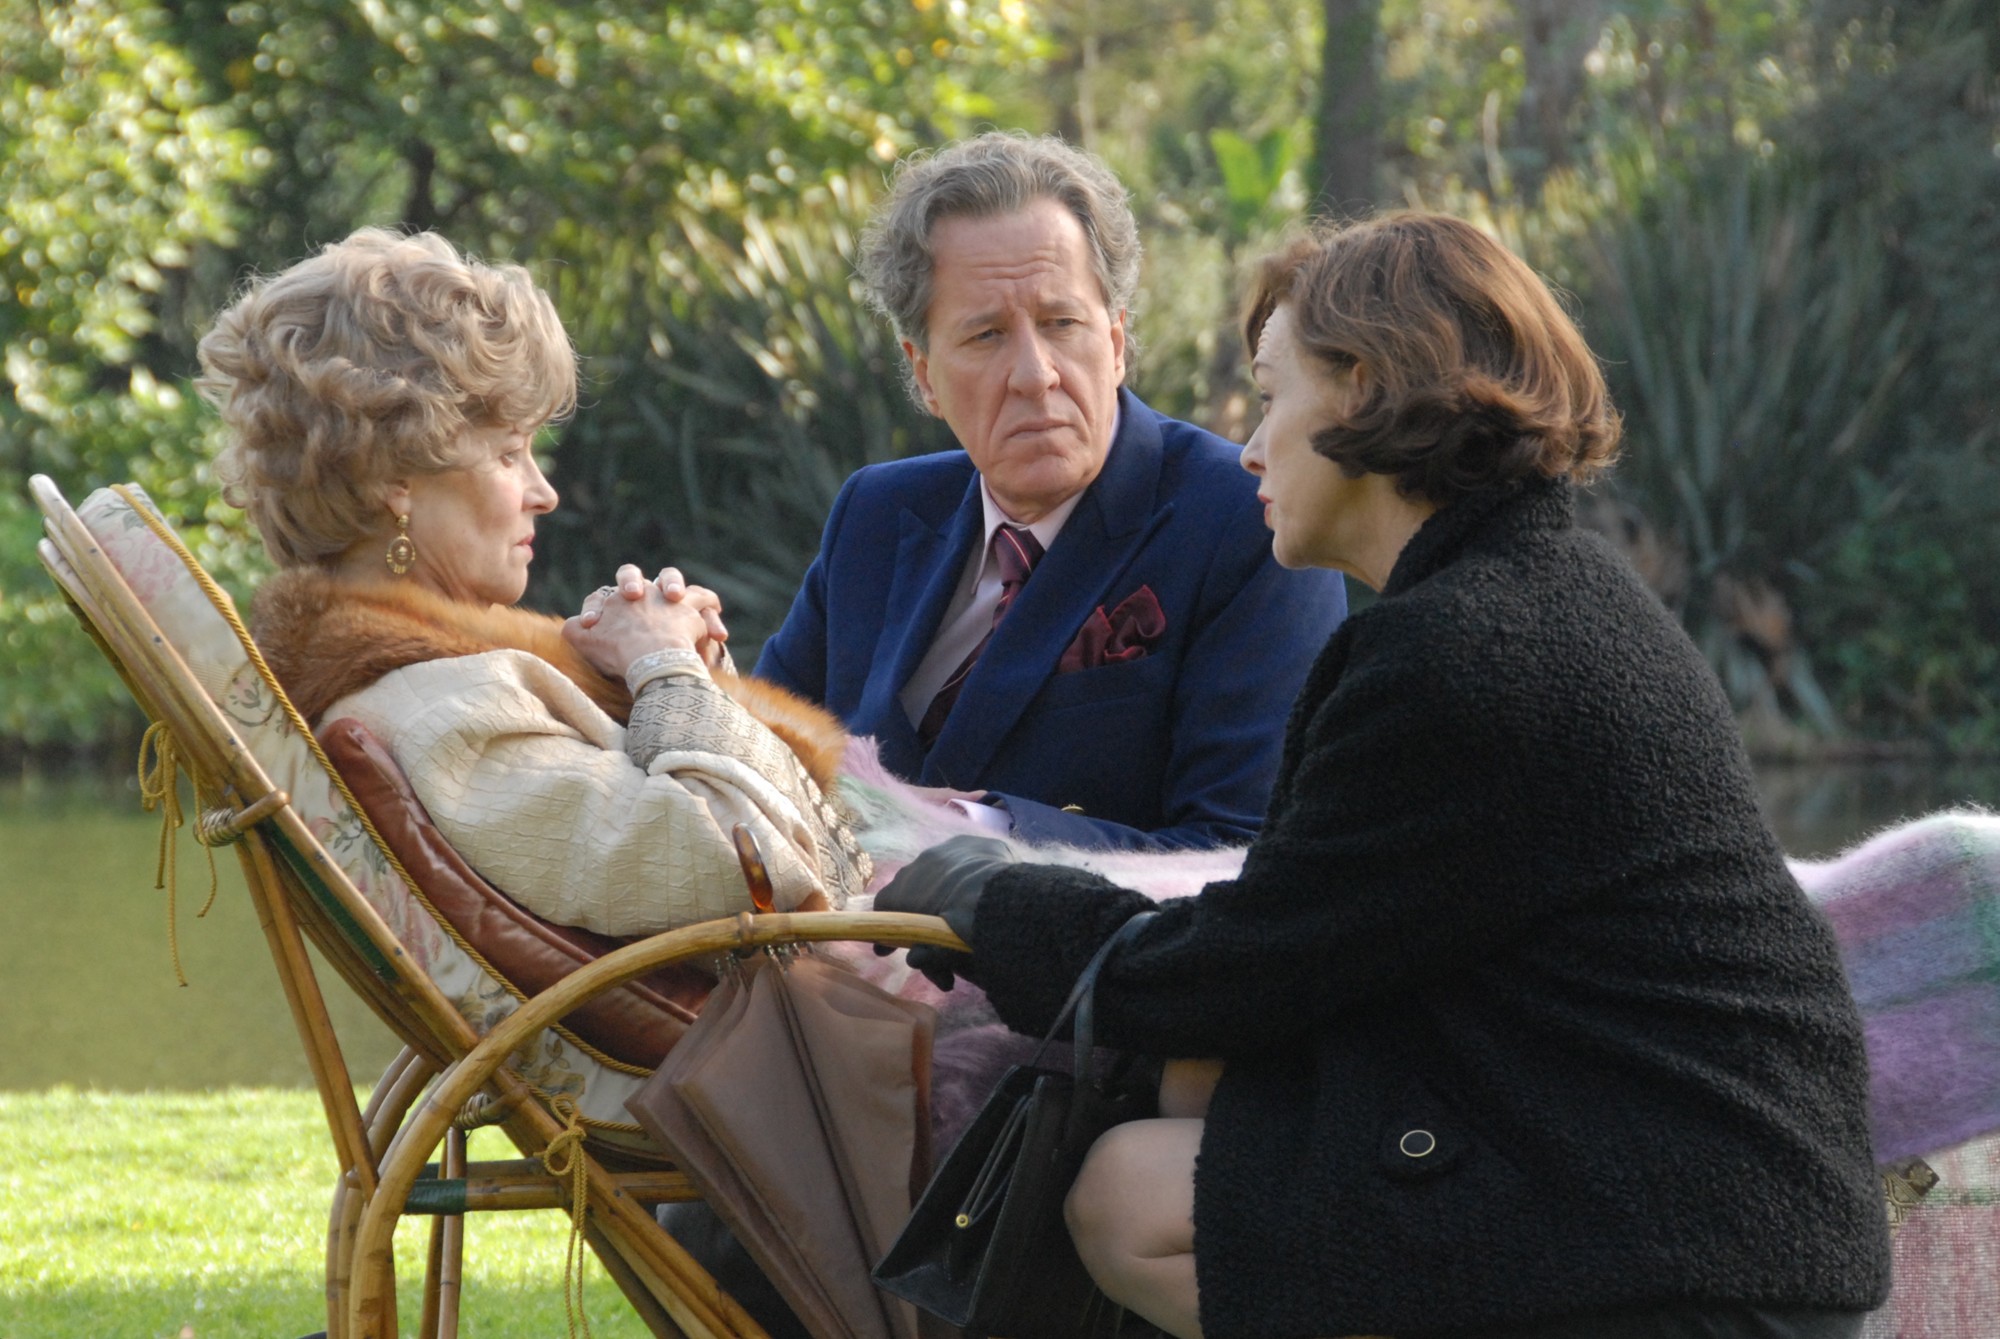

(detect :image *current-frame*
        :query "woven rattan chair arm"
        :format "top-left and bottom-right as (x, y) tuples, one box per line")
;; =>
(393, 911), (960, 1141)
(419, 911), (963, 1129)
(351, 910), (962, 1339)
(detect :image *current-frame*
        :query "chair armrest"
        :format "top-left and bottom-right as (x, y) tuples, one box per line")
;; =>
(368, 914), (963, 1214)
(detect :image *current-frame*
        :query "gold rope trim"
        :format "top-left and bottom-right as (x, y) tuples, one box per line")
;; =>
(453, 1089), (523, 1131)
(137, 719), (219, 987)
(541, 1095), (595, 1339)
(110, 487), (654, 1134)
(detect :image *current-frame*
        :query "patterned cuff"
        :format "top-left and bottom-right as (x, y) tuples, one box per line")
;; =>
(625, 646), (707, 695)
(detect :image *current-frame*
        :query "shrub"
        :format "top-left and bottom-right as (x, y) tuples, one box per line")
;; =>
(528, 182), (954, 665)
(1804, 455), (2000, 751)
(1567, 157), (1912, 730)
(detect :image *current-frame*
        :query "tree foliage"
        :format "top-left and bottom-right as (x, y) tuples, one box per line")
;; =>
(160, 0), (1036, 260)
(5, 0), (1998, 751)
(1498, 0), (2000, 742)
(1, 0), (1041, 749)
(1, 0), (254, 746)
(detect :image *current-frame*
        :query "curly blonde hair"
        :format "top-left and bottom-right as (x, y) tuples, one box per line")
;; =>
(197, 228), (577, 567)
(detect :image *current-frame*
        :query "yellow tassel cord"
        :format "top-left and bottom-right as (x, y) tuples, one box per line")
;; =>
(136, 721), (219, 987)
(540, 1095), (594, 1339)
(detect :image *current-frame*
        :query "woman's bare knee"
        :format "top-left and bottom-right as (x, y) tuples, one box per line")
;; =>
(1065, 1120), (1205, 1337)
(1065, 1126), (1136, 1260)
(1065, 1119), (1200, 1267)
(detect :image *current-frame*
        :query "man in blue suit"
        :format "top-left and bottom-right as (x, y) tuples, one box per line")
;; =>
(757, 133), (1344, 851)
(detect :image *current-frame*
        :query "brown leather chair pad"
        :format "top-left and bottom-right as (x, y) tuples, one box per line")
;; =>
(319, 716), (715, 1069)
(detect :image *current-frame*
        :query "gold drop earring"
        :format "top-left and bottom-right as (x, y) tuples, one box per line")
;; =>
(385, 514), (417, 576)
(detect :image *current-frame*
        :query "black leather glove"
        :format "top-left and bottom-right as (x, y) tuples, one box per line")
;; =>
(872, 834), (1018, 990)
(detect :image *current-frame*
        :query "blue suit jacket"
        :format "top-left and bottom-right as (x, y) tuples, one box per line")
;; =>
(756, 389), (1345, 850)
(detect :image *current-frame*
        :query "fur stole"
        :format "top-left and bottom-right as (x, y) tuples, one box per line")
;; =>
(250, 567), (848, 790)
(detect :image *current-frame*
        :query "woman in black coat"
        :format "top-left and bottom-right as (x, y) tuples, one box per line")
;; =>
(876, 213), (1889, 1339)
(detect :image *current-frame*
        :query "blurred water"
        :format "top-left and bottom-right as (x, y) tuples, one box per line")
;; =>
(0, 772), (400, 1091)
(3, 760), (1997, 1088)
(1756, 759), (2000, 858)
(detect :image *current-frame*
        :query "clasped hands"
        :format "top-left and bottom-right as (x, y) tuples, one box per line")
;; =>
(561, 562), (729, 681)
(560, 562), (1015, 992)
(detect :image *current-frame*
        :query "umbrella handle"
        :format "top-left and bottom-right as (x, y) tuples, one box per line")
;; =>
(732, 822), (776, 913)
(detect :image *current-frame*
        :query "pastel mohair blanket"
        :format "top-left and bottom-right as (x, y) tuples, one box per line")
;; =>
(843, 738), (2000, 1166)
(834, 738), (1246, 1145)
(1792, 809), (2000, 1163)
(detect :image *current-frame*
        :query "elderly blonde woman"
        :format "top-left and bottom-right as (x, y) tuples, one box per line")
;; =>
(198, 228), (868, 934)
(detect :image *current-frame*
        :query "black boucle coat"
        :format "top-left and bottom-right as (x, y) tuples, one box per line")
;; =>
(970, 477), (1889, 1338)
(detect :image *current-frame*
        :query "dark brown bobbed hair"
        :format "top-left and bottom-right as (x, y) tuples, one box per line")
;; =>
(1244, 213), (1620, 506)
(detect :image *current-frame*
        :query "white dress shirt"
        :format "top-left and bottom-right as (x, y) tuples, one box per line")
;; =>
(896, 481), (1082, 832)
(898, 479), (1082, 726)
(899, 408), (1120, 830)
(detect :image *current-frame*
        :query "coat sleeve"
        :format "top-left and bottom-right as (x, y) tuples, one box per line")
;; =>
(991, 506), (1345, 852)
(971, 612), (1620, 1057)
(752, 472), (856, 701)
(345, 653), (834, 936)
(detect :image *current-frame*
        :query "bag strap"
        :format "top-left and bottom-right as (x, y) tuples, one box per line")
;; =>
(1072, 910), (1155, 1077)
(1027, 910), (1158, 1084)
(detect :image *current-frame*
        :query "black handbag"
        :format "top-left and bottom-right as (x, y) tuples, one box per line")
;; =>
(873, 912), (1159, 1339)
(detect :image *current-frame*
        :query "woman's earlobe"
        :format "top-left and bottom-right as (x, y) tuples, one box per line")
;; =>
(380, 478), (414, 519)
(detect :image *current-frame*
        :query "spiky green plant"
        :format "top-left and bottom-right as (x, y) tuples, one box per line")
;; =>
(1571, 159), (1913, 728)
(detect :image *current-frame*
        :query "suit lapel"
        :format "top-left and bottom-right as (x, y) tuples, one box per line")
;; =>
(860, 476), (984, 776)
(922, 391), (1169, 788)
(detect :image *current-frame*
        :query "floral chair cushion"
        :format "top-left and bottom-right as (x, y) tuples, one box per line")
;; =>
(78, 484), (651, 1135)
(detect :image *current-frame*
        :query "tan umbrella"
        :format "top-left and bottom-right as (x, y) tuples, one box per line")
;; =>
(628, 947), (935, 1339)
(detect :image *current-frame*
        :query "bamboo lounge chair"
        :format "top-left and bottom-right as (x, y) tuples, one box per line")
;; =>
(32, 473), (964, 1339)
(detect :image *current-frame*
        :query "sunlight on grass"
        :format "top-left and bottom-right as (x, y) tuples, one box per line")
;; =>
(0, 1088), (651, 1338)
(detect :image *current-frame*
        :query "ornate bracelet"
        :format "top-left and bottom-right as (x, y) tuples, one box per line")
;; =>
(625, 646), (707, 695)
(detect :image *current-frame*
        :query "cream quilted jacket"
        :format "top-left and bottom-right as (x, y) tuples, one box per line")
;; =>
(332, 648), (855, 935)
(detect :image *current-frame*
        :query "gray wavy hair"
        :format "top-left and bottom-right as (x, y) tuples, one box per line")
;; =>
(857, 132), (1141, 398)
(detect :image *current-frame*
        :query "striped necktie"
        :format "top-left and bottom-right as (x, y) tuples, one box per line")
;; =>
(918, 524), (1045, 747)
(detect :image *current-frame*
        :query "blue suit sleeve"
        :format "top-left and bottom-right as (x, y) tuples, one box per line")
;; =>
(752, 474), (855, 700)
(991, 514), (1344, 852)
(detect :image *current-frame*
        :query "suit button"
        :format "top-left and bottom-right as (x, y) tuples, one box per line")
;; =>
(1398, 1129), (1437, 1159)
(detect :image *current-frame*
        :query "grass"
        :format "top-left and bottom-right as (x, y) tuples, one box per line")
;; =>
(0, 1088), (653, 1339)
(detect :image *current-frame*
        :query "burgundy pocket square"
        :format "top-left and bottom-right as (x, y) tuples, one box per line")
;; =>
(1058, 584), (1166, 674)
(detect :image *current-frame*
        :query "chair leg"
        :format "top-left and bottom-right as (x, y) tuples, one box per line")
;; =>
(417, 1213), (445, 1339)
(586, 1219), (689, 1339)
(436, 1203), (465, 1339)
(335, 1049), (440, 1339)
(326, 1170), (357, 1339)
(235, 835), (378, 1191)
(418, 1126), (466, 1339)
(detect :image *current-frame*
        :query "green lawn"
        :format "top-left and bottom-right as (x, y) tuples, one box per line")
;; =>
(0, 1088), (652, 1339)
